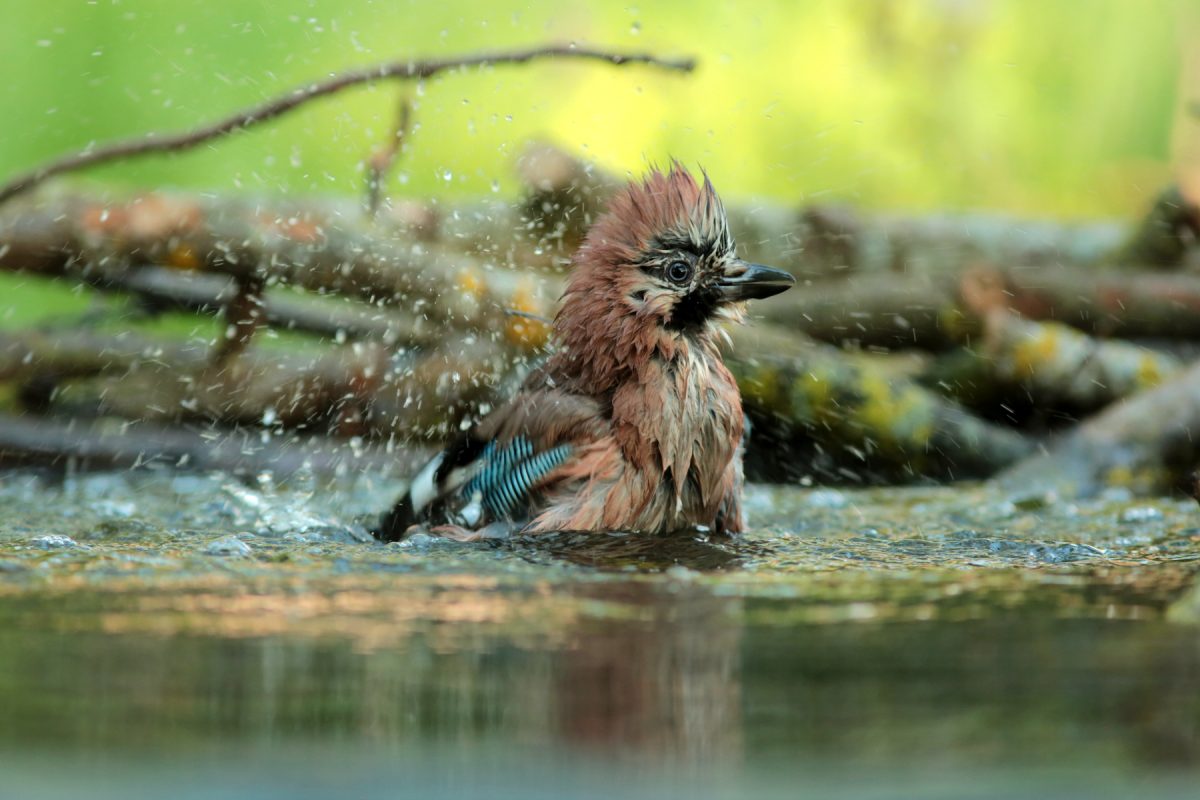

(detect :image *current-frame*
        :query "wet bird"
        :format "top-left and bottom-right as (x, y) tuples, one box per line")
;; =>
(375, 164), (794, 541)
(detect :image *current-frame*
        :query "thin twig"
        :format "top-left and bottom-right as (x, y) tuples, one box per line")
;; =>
(364, 95), (412, 218)
(210, 276), (266, 365)
(0, 44), (695, 206)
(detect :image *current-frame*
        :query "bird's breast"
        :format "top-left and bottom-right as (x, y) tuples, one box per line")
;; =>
(611, 341), (743, 528)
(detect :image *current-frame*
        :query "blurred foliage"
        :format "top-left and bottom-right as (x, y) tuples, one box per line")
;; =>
(0, 0), (1189, 217)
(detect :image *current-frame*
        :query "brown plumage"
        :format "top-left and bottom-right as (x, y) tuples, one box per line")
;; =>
(375, 164), (794, 540)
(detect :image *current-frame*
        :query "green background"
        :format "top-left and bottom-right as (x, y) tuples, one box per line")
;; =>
(0, 0), (1190, 217)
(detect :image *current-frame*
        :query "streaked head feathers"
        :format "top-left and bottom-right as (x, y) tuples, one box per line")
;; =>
(553, 164), (793, 392)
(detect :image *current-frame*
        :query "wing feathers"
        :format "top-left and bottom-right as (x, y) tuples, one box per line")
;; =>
(375, 385), (602, 541)
(483, 443), (573, 518)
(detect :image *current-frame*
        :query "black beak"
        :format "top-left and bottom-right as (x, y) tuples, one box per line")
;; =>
(718, 261), (795, 302)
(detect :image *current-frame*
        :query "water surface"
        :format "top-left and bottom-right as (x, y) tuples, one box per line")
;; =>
(1, 470), (1198, 798)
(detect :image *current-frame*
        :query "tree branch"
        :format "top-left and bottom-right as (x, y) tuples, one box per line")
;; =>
(364, 95), (413, 218)
(0, 44), (695, 206)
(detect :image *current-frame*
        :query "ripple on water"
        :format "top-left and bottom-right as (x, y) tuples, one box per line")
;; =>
(0, 470), (1192, 619)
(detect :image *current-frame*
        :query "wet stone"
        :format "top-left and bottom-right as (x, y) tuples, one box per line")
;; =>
(396, 532), (440, 549)
(1119, 506), (1164, 524)
(30, 535), (80, 550)
(202, 535), (253, 557)
(282, 531), (327, 544)
(92, 499), (136, 518)
(1028, 542), (1105, 563)
(805, 489), (848, 509)
(1008, 491), (1056, 511)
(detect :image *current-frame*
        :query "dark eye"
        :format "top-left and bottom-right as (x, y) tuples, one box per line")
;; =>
(666, 260), (692, 285)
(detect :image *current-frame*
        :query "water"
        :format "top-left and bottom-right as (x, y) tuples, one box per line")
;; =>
(0, 469), (1198, 798)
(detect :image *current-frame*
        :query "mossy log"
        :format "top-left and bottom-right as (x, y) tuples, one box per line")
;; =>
(997, 359), (1200, 498)
(726, 326), (1033, 482)
(0, 322), (1026, 483)
(923, 311), (1182, 416)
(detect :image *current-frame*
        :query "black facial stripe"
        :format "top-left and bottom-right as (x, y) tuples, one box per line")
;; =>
(665, 286), (722, 331)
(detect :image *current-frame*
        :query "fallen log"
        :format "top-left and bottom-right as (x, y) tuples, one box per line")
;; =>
(759, 274), (974, 351)
(0, 413), (422, 478)
(922, 311), (1182, 417)
(0, 193), (556, 330)
(92, 265), (447, 346)
(11, 192), (1192, 355)
(726, 326), (1034, 482)
(0, 329), (208, 382)
(997, 359), (1200, 498)
(990, 264), (1200, 340)
(0, 328), (528, 442)
(760, 265), (1200, 350)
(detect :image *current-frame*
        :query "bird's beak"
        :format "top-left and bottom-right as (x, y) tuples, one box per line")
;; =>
(718, 261), (795, 302)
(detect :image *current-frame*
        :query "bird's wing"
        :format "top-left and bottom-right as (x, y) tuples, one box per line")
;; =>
(374, 386), (606, 541)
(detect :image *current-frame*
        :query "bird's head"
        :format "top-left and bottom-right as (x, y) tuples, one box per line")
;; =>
(555, 164), (793, 387)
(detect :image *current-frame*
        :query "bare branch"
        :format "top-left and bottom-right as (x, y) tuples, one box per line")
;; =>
(210, 276), (266, 365)
(0, 44), (696, 206)
(364, 95), (413, 218)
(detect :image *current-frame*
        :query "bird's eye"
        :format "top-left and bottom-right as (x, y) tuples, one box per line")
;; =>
(666, 260), (692, 285)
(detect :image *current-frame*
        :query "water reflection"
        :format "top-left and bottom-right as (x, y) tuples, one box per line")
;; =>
(554, 583), (743, 761)
(2, 576), (1199, 774)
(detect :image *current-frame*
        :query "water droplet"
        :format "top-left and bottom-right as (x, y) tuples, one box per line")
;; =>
(630, 21), (641, 35)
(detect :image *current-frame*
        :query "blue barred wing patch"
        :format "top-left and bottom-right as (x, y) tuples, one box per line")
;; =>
(460, 437), (573, 520)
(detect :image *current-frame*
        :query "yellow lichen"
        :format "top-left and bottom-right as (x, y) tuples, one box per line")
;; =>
(1134, 354), (1165, 390)
(455, 268), (485, 299)
(853, 370), (934, 451)
(503, 280), (551, 351)
(1010, 326), (1060, 379)
(166, 244), (200, 270)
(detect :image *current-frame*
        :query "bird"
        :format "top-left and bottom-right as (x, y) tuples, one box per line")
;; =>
(374, 163), (794, 542)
